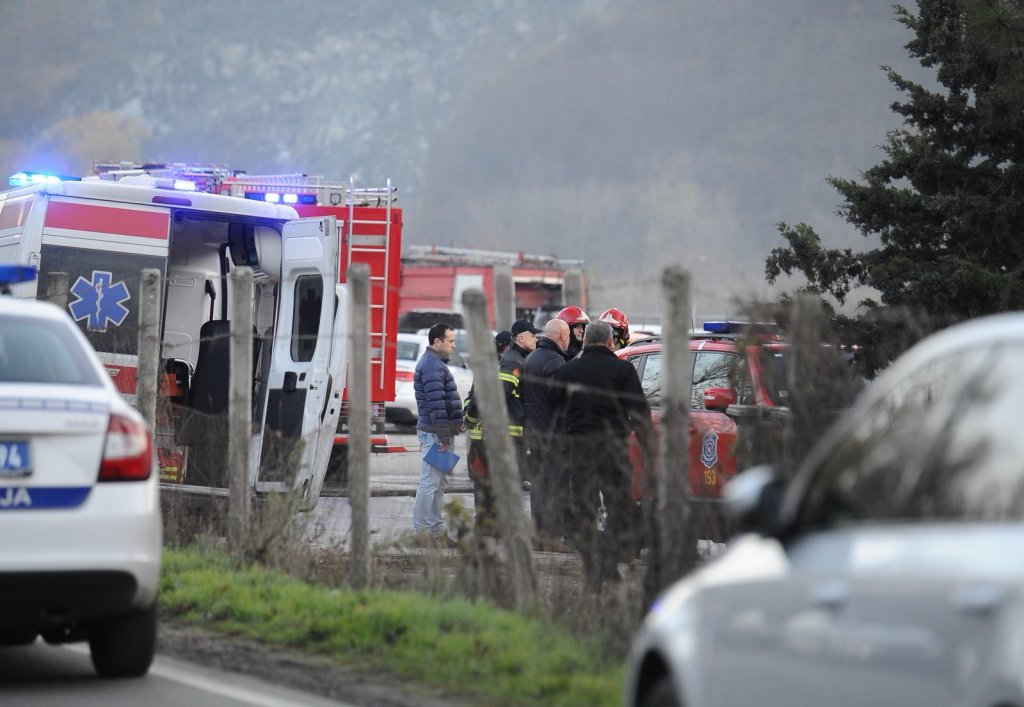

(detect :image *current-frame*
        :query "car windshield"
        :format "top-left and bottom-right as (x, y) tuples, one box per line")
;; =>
(0, 315), (103, 385)
(397, 339), (422, 362)
(759, 348), (788, 405)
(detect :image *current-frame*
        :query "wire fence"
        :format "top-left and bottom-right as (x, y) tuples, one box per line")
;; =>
(36, 264), (907, 654)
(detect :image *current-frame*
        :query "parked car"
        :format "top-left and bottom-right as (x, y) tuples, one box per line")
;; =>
(398, 308), (464, 333)
(618, 322), (789, 536)
(628, 312), (1024, 707)
(0, 265), (161, 677)
(386, 333), (473, 428)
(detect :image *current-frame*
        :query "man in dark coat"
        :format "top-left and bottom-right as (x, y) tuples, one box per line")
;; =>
(412, 322), (464, 541)
(498, 319), (541, 477)
(521, 318), (571, 543)
(553, 320), (650, 590)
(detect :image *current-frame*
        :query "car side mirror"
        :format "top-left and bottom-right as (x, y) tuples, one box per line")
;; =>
(703, 386), (737, 412)
(723, 464), (785, 536)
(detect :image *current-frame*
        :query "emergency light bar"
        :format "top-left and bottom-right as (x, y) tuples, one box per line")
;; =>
(8, 171), (80, 188)
(0, 265), (37, 285)
(703, 321), (747, 334)
(703, 321), (782, 336)
(243, 191), (317, 205)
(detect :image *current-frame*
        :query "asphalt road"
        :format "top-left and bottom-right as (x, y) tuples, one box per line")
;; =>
(0, 640), (350, 707)
(309, 430), (533, 549)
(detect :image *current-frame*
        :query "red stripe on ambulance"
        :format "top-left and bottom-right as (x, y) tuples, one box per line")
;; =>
(44, 201), (168, 240)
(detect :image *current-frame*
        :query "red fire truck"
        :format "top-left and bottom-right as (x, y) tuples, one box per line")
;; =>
(398, 245), (587, 331)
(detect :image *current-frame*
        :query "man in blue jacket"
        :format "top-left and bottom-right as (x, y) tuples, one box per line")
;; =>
(412, 322), (464, 542)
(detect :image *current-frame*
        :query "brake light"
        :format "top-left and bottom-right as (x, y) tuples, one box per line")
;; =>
(98, 414), (152, 482)
(396, 370), (414, 381)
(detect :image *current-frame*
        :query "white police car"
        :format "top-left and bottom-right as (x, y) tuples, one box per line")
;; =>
(0, 265), (161, 677)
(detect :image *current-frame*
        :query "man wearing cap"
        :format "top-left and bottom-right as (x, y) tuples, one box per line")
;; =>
(494, 330), (512, 360)
(499, 319), (541, 485)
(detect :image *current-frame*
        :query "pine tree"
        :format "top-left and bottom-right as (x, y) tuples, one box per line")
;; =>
(765, 0), (1024, 324)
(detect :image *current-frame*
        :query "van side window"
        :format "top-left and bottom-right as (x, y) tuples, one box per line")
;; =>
(291, 275), (323, 362)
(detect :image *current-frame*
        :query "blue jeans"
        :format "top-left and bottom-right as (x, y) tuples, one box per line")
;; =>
(412, 431), (449, 537)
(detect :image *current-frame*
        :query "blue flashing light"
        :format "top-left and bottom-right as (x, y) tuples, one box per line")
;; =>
(702, 321), (743, 334)
(282, 193), (298, 204)
(0, 265), (37, 285)
(243, 192), (262, 201)
(9, 170), (77, 188)
(298, 194), (317, 205)
(264, 192), (281, 204)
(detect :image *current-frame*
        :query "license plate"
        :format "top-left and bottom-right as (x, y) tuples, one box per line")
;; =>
(0, 441), (30, 477)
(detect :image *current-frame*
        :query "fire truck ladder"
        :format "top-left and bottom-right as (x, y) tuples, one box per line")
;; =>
(345, 177), (393, 391)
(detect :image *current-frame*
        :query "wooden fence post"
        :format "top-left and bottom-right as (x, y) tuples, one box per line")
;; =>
(463, 288), (537, 609)
(228, 268), (254, 557)
(45, 272), (69, 309)
(347, 263), (372, 589)
(649, 266), (698, 598)
(136, 269), (162, 431)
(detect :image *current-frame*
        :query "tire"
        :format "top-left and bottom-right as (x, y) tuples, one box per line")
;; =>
(89, 603), (157, 678)
(638, 675), (683, 707)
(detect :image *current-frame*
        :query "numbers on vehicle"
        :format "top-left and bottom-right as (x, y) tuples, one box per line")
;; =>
(704, 467), (717, 486)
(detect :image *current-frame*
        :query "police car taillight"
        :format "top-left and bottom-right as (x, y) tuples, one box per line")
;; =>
(98, 414), (152, 482)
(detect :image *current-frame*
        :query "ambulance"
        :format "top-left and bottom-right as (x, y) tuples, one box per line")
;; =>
(0, 165), (392, 509)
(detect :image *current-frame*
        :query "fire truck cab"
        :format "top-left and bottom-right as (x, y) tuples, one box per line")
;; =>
(0, 168), (348, 509)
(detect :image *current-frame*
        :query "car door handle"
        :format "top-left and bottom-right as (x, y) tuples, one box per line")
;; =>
(952, 583), (1004, 616)
(810, 580), (849, 610)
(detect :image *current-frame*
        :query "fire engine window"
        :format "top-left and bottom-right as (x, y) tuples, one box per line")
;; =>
(692, 351), (737, 409)
(638, 353), (662, 406)
(291, 275), (323, 362)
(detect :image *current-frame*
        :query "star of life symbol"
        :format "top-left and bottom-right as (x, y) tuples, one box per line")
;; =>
(69, 271), (131, 332)
(701, 430), (719, 469)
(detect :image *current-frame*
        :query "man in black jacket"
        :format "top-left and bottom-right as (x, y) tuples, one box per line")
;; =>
(553, 320), (651, 590)
(521, 319), (571, 544)
(499, 318), (541, 472)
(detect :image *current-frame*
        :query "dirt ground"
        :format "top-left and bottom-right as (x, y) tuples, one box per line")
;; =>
(158, 623), (476, 707)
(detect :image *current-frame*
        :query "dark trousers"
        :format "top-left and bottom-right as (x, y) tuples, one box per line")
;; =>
(467, 437), (527, 538)
(526, 429), (569, 539)
(567, 433), (633, 591)
(467, 440), (497, 537)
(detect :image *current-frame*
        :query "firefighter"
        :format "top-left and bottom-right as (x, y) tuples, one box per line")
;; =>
(494, 330), (512, 360)
(462, 328), (521, 536)
(557, 305), (589, 358)
(598, 307), (630, 350)
(501, 319), (541, 482)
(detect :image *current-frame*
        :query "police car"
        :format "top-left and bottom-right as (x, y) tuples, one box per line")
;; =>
(0, 265), (161, 677)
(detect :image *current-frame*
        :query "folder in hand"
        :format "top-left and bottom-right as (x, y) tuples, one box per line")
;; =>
(423, 442), (460, 474)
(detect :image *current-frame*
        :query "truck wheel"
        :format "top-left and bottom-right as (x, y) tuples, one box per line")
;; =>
(89, 604), (157, 678)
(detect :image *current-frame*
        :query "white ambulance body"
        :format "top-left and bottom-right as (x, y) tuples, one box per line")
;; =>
(0, 173), (347, 510)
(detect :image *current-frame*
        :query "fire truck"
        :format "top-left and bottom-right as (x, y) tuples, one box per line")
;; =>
(399, 245), (587, 331)
(0, 163), (401, 509)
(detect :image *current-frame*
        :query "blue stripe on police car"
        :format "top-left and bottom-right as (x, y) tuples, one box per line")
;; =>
(0, 486), (91, 510)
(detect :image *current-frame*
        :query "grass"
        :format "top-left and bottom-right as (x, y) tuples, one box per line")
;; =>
(159, 547), (626, 706)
